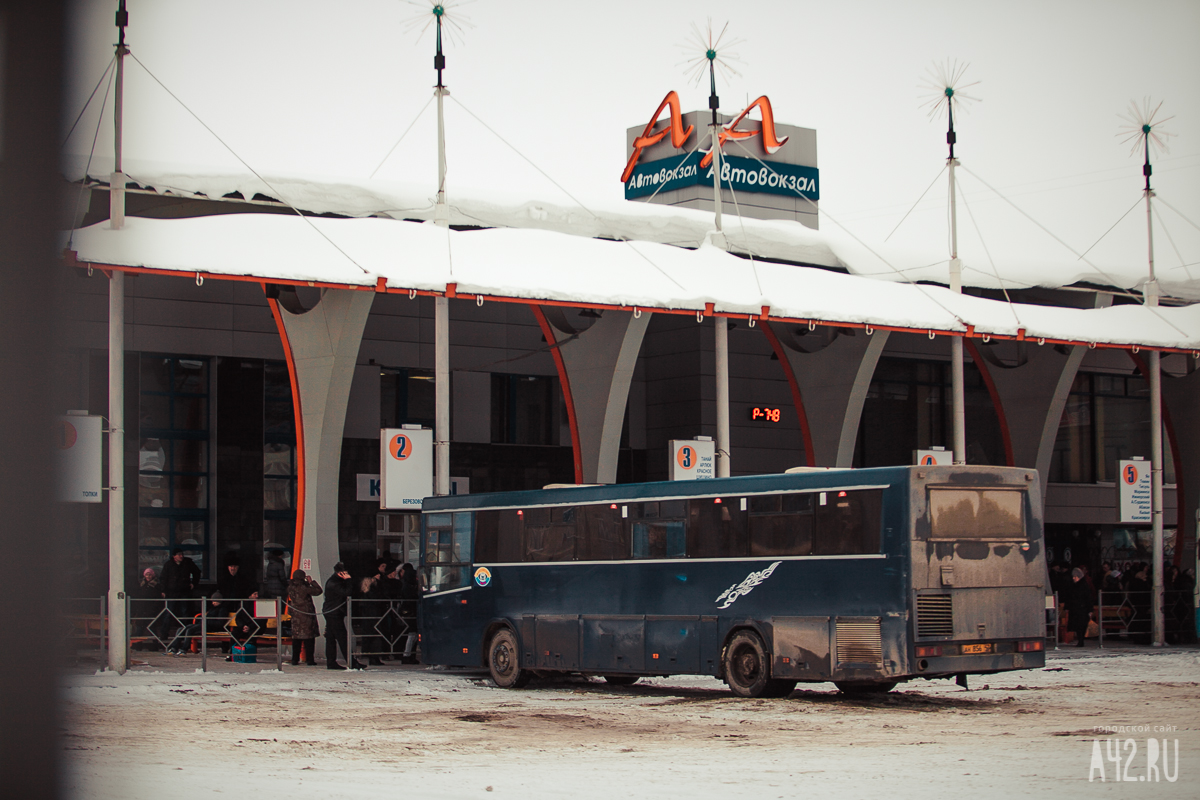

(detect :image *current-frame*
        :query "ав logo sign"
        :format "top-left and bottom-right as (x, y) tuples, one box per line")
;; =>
(388, 434), (413, 461)
(920, 454), (936, 466)
(621, 91), (695, 183)
(1123, 463), (1139, 484)
(699, 96), (789, 169)
(677, 445), (696, 471)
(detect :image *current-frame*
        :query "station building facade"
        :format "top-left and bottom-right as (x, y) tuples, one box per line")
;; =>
(57, 185), (1197, 597)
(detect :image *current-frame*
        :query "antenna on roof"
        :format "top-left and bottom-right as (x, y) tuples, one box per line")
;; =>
(921, 59), (978, 468)
(682, 20), (742, 481)
(1119, 97), (1174, 648)
(406, 1), (472, 226)
(406, 1), (472, 499)
(1118, 98), (1174, 307)
(682, 19), (742, 235)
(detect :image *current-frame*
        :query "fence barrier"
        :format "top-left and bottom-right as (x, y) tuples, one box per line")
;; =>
(1097, 590), (1195, 648)
(61, 595), (419, 672)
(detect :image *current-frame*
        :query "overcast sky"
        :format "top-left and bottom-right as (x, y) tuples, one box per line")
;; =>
(64, 0), (1199, 290)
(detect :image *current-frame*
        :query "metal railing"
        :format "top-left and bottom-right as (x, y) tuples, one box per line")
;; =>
(345, 597), (418, 666)
(1045, 592), (1059, 649)
(1097, 590), (1195, 648)
(124, 595), (285, 671)
(64, 595), (419, 671)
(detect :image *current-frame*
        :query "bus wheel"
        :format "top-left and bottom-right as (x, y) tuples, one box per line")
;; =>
(834, 681), (897, 694)
(603, 675), (639, 686)
(487, 629), (529, 689)
(724, 630), (776, 698)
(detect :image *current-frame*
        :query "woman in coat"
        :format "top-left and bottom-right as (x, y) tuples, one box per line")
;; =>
(286, 569), (322, 665)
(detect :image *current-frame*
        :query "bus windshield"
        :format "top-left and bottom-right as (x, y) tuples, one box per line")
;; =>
(928, 488), (1024, 540)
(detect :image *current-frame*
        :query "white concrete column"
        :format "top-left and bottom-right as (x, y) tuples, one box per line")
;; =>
(273, 289), (374, 587)
(549, 309), (650, 484)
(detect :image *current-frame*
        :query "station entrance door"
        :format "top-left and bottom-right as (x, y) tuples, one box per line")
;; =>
(377, 512), (421, 568)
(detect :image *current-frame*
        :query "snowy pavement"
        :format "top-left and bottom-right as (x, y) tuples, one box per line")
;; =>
(63, 645), (1200, 799)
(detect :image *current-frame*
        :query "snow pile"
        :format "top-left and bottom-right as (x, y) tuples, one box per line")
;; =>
(64, 214), (1200, 349)
(63, 156), (1200, 300)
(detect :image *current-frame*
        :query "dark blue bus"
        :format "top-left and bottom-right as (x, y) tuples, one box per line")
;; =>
(419, 465), (1047, 697)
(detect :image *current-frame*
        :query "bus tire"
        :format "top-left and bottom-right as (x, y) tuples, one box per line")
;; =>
(834, 681), (897, 694)
(603, 675), (639, 686)
(724, 630), (776, 698)
(487, 629), (529, 689)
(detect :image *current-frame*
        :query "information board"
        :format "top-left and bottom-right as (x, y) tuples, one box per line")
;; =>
(380, 427), (433, 509)
(669, 439), (715, 481)
(55, 414), (103, 503)
(1116, 458), (1152, 524)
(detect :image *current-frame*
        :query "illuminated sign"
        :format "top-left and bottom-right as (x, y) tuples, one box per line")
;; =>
(698, 96), (789, 169)
(748, 407), (782, 423)
(621, 91), (695, 183)
(622, 93), (816, 202)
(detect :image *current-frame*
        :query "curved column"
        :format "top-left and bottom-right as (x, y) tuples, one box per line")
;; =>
(537, 307), (651, 485)
(766, 324), (888, 468)
(267, 287), (375, 586)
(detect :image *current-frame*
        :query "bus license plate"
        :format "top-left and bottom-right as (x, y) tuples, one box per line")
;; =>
(961, 643), (993, 655)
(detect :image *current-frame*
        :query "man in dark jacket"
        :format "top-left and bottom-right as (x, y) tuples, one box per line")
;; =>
(1065, 568), (1093, 647)
(214, 557), (259, 616)
(160, 549), (201, 623)
(323, 563), (364, 670)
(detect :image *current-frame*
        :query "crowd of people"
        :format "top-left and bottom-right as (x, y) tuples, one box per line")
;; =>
(132, 551), (420, 667)
(1050, 560), (1197, 646)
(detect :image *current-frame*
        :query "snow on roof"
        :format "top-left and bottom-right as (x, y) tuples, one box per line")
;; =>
(64, 157), (1200, 301)
(63, 213), (1200, 351)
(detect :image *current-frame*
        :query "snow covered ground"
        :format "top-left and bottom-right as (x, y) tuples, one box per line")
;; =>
(63, 646), (1199, 799)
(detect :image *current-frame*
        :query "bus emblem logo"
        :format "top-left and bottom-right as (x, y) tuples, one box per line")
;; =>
(715, 561), (782, 609)
(474, 567), (492, 587)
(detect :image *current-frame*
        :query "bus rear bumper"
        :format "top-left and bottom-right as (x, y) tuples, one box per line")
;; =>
(911, 648), (1045, 678)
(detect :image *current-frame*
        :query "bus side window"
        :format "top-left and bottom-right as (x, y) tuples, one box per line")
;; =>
(688, 497), (747, 558)
(579, 504), (627, 561)
(814, 489), (882, 554)
(522, 506), (575, 562)
(632, 521), (686, 559)
(749, 492), (814, 556)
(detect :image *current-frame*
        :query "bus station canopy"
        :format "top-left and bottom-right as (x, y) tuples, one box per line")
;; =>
(62, 165), (1200, 352)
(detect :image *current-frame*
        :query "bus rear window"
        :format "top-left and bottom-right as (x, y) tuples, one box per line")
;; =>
(929, 489), (1024, 539)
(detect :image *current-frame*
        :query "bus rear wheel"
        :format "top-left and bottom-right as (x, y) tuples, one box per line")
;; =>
(603, 675), (639, 686)
(487, 629), (529, 689)
(834, 681), (897, 694)
(724, 631), (792, 698)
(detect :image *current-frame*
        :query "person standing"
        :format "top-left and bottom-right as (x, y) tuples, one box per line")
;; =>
(160, 549), (201, 625)
(132, 568), (166, 649)
(322, 563), (364, 670)
(261, 549), (288, 599)
(1065, 567), (1093, 648)
(287, 569), (322, 666)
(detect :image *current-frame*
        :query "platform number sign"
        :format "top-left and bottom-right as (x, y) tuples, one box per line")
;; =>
(669, 439), (714, 481)
(1117, 458), (1151, 524)
(380, 427), (432, 509)
(678, 445), (695, 469)
(914, 448), (950, 467)
(55, 414), (102, 503)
